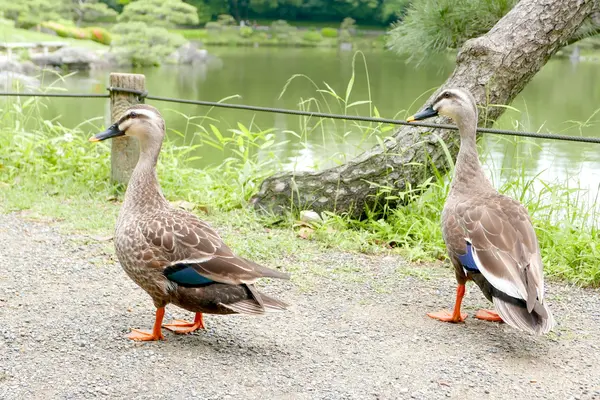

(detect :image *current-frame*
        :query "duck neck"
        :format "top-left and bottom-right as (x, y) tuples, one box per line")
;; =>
(451, 113), (493, 194)
(122, 133), (169, 213)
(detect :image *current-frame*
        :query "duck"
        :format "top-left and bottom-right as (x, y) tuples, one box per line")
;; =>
(90, 104), (290, 341)
(407, 88), (555, 335)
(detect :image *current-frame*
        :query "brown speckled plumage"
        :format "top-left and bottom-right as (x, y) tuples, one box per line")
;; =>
(413, 88), (554, 335)
(106, 105), (290, 320)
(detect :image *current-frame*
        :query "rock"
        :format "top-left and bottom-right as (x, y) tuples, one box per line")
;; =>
(0, 71), (40, 91)
(30, 47), (100, 70)
(0, 59), (38, 75)
(167, 42), (208, 65)
(300, 210), (322, 224)
(340, 42), (353, 51)
(92, 51), (120, 69)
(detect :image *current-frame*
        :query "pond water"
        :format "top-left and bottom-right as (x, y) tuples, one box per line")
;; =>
(36, 47), (600, 203)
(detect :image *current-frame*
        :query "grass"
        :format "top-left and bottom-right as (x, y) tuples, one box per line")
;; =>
(0, 25), (108, 50)
(0, 64), (598, 287)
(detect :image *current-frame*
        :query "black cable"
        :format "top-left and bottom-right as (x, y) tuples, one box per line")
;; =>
(143, 93), (600, 144)
(2, 88), (600, 144)
(0, 92), (108, 98)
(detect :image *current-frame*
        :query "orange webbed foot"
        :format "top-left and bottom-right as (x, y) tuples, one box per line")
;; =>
(163, 313), (205, 334)
(475, 309), (503, 322)
(126, 329), (165, 341)
(427, 310), (468, 323)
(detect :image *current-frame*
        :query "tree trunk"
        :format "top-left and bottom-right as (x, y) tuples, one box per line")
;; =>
(250, 0), (596, 218)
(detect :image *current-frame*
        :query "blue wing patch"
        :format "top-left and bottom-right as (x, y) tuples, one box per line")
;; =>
(163, 264), (214, 287)
(458, 242), (480, 272)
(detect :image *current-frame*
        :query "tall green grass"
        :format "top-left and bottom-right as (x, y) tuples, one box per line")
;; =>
(0, 63), (598, 286)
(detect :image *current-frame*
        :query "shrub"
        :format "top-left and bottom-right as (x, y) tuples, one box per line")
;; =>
(85, 26), (112, 45)
(271, 19), (296, 39)
(0, 17), (15, 27)
(256, 31), (269, 41)
(41, 22), (92, 40)
(205, 21), (221, 32)
(239, 26), (253, 38)
(178, 29), (209, 40)
(321, 27), (338, 38)
(111, 22), (186, 66)
(217, 14), (236, 26)
(303, 31), (322, 43)
(340, 17), (356, 32)
(4, 0), (65, 29)
(117, 0), (199, 27)
(339, 29), (351, 43)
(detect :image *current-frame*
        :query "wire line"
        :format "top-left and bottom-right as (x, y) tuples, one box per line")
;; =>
(2, 88), (599, 144)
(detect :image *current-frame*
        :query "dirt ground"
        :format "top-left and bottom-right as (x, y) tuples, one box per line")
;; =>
(0, 213), (599, 400)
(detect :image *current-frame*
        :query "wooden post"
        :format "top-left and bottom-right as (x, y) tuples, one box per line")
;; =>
(109, 73), (145, 185)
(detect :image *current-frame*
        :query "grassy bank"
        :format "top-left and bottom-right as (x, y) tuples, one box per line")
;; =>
(0, 72), (598, 287)
(0, 26), (108, 50)
(172, 27), (385, 49)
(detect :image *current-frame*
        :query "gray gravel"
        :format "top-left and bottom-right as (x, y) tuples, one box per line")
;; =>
(0, 212), (599, 400)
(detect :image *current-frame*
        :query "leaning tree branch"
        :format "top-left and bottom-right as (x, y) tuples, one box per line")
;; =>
(250, 0), (596, 218)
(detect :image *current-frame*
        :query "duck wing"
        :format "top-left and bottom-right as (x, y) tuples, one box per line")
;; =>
(140, 209), (290, 287)
(456, 195), (545, 312)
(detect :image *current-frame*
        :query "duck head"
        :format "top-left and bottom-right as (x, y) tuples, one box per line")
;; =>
(89, 104), (165, 143)
(407, 88), (477, 123)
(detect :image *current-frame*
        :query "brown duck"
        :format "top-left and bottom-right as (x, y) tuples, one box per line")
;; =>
(407, 88), (555, 335)
(90, 104), (290, 341)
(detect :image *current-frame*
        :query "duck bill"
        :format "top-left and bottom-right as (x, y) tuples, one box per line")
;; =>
(407, 106), (438, 122)
(89, 123), (125, 142)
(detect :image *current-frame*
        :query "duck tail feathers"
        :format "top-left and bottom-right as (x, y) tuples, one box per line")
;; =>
(493, 297), (555, 335)
(242, 257), (291, 280)
(220, 292), (288, 315)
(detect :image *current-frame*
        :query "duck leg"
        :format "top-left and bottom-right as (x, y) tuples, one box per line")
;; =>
(427, 284), (468, 323)
(126, 307), (166, 341)
(475, 309), (503, 322)
(163, 312), (205, 334)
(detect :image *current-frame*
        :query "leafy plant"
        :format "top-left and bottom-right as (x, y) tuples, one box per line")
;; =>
(72, 0), (117, 26)
(117, 0), (199, 27)
(42, 21), (92, 40)
(270, 19), (296, 39)
(85, 26), (112, 45)
(217, 14), (236, 26)
(239, 26), (253, 38)
(205, 21), (221, 31)
(321, 27), (338, 38)
(0, 0), (68, 28)
(111, 22), (186, 66)
(303, 31), (322, 43)
(340, 17), (356, 32)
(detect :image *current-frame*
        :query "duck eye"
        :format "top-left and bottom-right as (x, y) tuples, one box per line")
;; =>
(443, 92), (451, 98)
(130, 112), (138, 119)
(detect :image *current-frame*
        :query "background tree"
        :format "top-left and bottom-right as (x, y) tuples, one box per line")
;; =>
(250, 0), (598, 217)
(117, 0), (200, 27)
(111, 22), (186, 66)
(72, 0), (117, 26)
(176, 0), (412, 25)
(0, 0), (68, 28)
(388, 0), (517, 64)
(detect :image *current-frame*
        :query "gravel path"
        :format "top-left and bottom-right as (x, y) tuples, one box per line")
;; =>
(0, 213), (599, 400)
